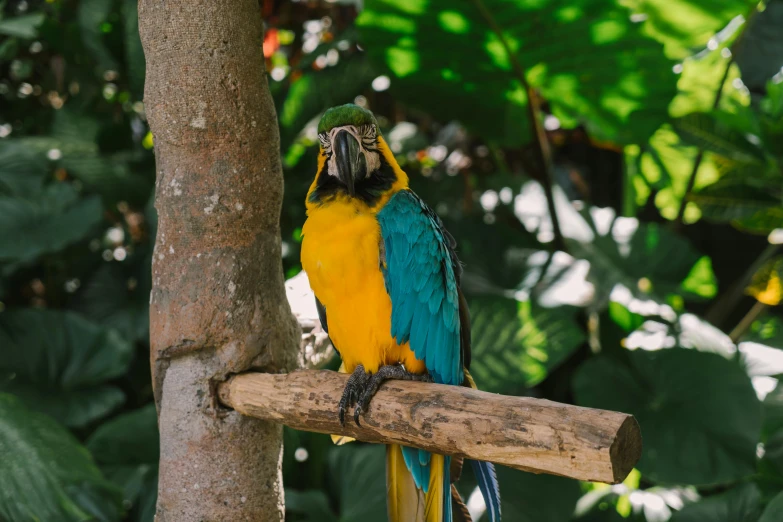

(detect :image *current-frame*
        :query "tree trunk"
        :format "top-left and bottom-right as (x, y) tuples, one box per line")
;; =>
(138, 1), (299, 520)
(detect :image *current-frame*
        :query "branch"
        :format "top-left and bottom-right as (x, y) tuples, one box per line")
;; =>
(471, 0), (566, 253)
(218, 370), (642, 484)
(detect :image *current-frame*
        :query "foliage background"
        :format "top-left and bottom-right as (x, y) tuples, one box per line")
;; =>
(1, 0), (783, 520)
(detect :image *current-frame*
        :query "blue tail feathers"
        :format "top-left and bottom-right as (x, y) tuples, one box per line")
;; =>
(471, 460), (501, 522)
(401, 446), (430, 492)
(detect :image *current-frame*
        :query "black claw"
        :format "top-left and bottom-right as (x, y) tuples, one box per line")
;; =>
(352, 364), (433, 425)
(338, 364), (368, 427)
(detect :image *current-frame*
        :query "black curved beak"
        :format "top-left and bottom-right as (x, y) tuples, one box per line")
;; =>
(333, 130), (366, 196)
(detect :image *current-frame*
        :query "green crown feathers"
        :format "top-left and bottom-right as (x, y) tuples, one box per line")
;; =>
(317, 104), (380, 135)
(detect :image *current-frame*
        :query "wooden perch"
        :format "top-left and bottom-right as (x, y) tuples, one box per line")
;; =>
(218, 370), (642, 484)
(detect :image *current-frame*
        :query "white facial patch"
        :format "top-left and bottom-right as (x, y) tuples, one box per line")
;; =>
(323, 125), (381, 178)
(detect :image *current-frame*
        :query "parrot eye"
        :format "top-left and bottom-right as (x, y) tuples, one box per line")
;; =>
(359, 124), (377, 148)
(318, 132), (332, 156)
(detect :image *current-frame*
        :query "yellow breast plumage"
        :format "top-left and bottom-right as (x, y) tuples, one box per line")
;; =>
(300, 196), (426, 375)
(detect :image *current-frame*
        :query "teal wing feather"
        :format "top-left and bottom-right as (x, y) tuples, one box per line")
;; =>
(377, 189), (463, 386)
(378, 189), (464, 507)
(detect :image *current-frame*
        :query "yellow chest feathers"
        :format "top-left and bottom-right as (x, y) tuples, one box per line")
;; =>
(301, 199), (383, 297)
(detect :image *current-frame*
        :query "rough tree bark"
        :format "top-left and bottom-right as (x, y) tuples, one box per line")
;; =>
(139, 1), (299, 520)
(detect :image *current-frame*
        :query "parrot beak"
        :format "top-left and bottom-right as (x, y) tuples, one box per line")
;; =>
(333, 129), (366, 196)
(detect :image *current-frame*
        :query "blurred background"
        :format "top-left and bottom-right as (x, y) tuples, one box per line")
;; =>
(1, 0), (783, 520)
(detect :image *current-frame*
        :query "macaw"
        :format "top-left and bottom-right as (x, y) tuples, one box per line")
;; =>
(301, 104), (501, 522)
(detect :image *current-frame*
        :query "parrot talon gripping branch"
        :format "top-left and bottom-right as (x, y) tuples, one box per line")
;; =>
(338, 363), (369, 426)
(354, 364), (434, 426)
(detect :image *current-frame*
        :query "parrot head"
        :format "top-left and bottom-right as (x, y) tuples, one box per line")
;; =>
(308, 104), (406, 207)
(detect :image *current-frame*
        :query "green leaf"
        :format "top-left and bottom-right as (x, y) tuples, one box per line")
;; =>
(743, 313), (783, 349)
(624, 313), (737, 357)
(357, 0), (677, 146)
(0, 140), (49, 198)
(287, 444), (386, 522)
(620, 0), (754, 59)
(690, 175), (783, 231)
(121, 0), (146, 99)
(73, 260), (152, 343)
(635, 124), (721, 222)
(0, 12), (45, 38)
(680, 255), (718, 299)
(760, 490), (783, 522)
(0, 182), (104, 266)
(285, 490), (338, 522)
(87, 405), (159, 517)
(494, 465), (582, 522)
(0, 393), (122, 521)
(734, 0), (783, 96)
(574, 349), (761, 485)
(87, 404), (159, 466)
(78, 0), (119, 71)
(468, 297), (585, 392)
(515, 184), (708, 303)
(670, 483), (762, 522)
(672, 112), (766, 165)
(0, 309), (133, 427)
(330, 444), (387, 522)
(568, 213), (704, 304)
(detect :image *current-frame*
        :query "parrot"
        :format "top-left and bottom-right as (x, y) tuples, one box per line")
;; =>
(300, 104), (501, 522)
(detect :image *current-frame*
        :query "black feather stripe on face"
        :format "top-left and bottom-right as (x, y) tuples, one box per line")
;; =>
(308, 153), (397, 207)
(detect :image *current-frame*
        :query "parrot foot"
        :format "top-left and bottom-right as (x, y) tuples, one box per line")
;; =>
(338, 364), (369, 427)
(354, 364), (433, 426)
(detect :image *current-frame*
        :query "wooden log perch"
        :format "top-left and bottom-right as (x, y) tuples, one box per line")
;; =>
(218, 370), (642, 484)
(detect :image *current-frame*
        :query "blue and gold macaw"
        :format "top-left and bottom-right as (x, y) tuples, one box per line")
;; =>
(301, 104), (501, 522)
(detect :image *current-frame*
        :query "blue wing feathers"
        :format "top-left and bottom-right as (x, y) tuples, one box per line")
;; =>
(380, 190), (472, 522)
(378, 190), (462, 387)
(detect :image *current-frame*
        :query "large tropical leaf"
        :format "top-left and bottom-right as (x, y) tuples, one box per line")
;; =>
(672, 111), (767, 164)
(0, 140), (48, 198)
(0, 182), (103, 267)
(0, 12), (45, 38)
(72, 252), (152, 343)
(77, 0), (118, 71)
(286, 444), (386, 522)
(357, 0), (677, 146)
(734, 0), (783, 97)
(122, 0), (146, 99)
(760, 490), (783, 522)
(515, 183), (709, 303)
(620, 0), (755, 59)
(690, 175), (783, 232)
(0, 309), (133, 427)
(491, 466), (581, 522)
(670, 483), (762, 522)
(87, 405), (159, 521)
(0, 393), (122, 521)
(574, 349), (761, 485)
(468, 297), (585, 393)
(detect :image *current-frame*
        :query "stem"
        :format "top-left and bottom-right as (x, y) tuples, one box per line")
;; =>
(674, 58), (733, 226)
(729, 300), (767, 343)
(471, 0), (566, 252)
